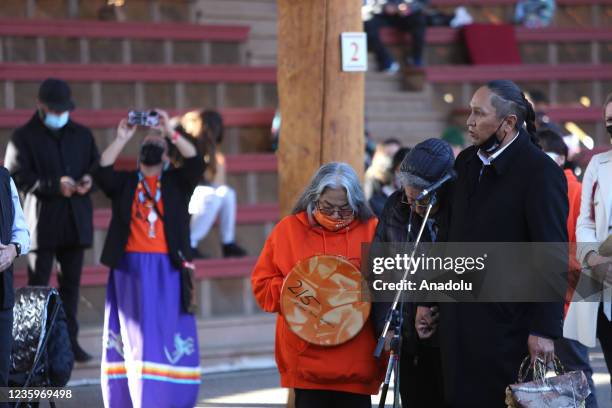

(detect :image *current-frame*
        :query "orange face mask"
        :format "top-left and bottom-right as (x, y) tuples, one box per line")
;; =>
(313, 209), (355, 231)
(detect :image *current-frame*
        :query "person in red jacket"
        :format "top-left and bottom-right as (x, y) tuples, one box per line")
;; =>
(251, 162), (385, 408)
(536, 130), (582, 243)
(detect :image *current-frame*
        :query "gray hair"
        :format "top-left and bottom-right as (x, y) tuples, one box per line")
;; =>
(292, 162), (374, 222)
(396, 172), (430, 190)
(396, 153), (433, 190)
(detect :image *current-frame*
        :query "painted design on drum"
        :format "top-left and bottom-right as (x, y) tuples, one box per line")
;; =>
(280, 255), (370, 346)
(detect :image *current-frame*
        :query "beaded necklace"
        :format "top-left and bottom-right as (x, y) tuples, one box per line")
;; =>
(137, 172), (162, 238)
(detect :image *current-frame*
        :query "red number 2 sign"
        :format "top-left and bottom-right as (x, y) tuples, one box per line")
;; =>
(351, 42), (360, 62)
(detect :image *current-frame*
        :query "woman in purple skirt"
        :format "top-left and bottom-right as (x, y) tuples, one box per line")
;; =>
(93, 110), (204, 408)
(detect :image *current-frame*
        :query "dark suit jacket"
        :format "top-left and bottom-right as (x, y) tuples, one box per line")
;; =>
(440, 129), (569, 407)
(92, 156), (204, 269)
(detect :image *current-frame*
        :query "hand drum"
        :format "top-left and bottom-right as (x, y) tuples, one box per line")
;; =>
(280, 255), (370, 346)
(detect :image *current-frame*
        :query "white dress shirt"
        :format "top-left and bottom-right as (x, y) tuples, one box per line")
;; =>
(477, 131), (520, 166)
(9, 178), (30, 255)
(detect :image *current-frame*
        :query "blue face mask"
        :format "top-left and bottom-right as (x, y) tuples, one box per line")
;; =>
(43, 111), (69, 130)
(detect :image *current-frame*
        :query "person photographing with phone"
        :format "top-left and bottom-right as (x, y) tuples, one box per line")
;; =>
(4, 78), (99, 363)
(94, 109), (204, 408)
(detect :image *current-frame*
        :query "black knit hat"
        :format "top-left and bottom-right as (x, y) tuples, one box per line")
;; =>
(399, 138), (454, 188)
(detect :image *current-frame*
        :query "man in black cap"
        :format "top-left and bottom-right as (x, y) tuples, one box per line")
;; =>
(371, 138), (455, 407)
(4, 78), (99, 362)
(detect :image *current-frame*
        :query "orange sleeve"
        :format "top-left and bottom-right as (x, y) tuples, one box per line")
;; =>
(566, 183), (582, 245)
(251, 230), (284, 314)
(571, 185), (582, 238)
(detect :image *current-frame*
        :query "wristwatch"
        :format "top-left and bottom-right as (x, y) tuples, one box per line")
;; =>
(11, 242), (21, 257)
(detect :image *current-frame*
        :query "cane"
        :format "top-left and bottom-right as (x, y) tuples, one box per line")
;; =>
(378, 314), (402, 408)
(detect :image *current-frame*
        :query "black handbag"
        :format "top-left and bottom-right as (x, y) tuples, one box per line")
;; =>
(178, 251), (197, 315)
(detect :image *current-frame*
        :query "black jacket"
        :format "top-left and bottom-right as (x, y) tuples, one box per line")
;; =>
(371, 190), (450, 347)
(92, 156), (204, 269)
(440, 129), (568, 407)
(0, 167), (15, 309)
(5, 113), (99, 250)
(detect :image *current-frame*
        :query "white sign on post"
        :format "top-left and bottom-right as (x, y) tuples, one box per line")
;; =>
(341, 32), (367, 72)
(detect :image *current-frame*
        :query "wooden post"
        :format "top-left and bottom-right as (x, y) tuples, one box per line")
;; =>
(277, 0), (365, 217)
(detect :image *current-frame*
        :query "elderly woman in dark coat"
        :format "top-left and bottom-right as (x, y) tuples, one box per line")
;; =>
(371, 138), (455, 408)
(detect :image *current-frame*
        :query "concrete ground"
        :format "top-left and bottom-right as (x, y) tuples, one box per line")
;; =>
(40, 345), (612, 408)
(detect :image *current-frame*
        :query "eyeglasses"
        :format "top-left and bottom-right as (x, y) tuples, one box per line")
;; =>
(316, 201), (355, 219)
(401, 192), (432, 209)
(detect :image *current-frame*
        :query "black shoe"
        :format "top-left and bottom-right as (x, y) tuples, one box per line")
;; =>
(73, 343), (93, 363)
(191, 247), (208, 259)
(222, 242), (247, 258)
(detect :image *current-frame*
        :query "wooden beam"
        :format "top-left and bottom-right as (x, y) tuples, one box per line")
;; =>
(277, 0), (365, 216)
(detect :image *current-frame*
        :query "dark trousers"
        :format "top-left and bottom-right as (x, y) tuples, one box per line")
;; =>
(27, 247), (84, 349)
(400, 343), (445, 408)
(555, 337), (598, 408)
(364, 12), (427, 70)
(0, 307), (13, 408)
(294, 389), (371, 408)
(598, 302), (612, 393)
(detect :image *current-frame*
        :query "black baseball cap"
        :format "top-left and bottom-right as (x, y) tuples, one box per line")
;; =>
(38, 78), (75, 112)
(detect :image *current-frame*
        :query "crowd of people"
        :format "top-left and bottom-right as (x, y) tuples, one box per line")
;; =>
(0, 77), (247, 408)
(0, 74), (609, 408)
(363, 0), (557, 73)
(253, 80), (612, 408)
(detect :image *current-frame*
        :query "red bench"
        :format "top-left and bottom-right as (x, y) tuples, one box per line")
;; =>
(225, 153), (278, 174)
(425, 63), (612, 82)
(545, 106), (605, 122)
(380, 26), (612, 46)
(0, 18), (250, 42)
(13, 256), (258, 287)
(0, 108), (275, 129)
(110, 153), (277, 172)
(452, 106), (604, 122)
(93, 203), (279, 229)
(430, 0), (612, 6)
(0, 63), (277, 83)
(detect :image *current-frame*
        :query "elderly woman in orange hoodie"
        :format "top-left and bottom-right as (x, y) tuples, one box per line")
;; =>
(252, 162), (384, 408)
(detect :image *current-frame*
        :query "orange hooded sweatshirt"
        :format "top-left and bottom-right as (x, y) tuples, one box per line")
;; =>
(251, 211), (385, 395)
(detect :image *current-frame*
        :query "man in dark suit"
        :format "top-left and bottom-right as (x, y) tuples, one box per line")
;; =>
(0, 167), (30, 408)
(417, 80), (569, 407)
(4, 78), (99, 362)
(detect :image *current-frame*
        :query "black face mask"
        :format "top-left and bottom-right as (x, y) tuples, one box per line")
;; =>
(607, 124), (612, 138)
(479, 118), (507, 154)
(139, 143), (164, 166)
